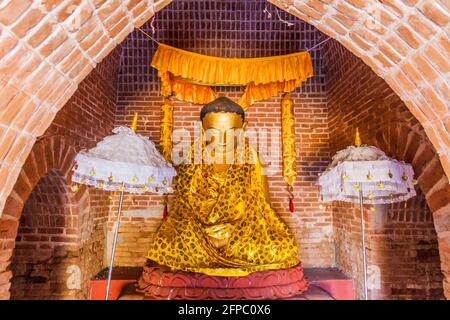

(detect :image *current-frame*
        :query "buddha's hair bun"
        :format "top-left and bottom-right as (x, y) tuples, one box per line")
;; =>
(200, 97), (245, 122)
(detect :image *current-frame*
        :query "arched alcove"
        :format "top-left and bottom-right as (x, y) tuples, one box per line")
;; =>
(0, 134), (105, 300)
(0, 0), (448, 299)
(10, 170), (79, 299)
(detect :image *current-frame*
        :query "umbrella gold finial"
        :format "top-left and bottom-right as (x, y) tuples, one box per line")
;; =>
(130, 112), (138, 132)
(355, 128), (362, 147)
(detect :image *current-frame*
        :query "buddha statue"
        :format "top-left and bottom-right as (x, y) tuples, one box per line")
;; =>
(145, 97), (300, 277)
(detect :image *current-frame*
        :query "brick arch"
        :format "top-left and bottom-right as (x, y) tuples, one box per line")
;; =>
(366, 120), (449, 214)
(366, 120), (450, 296)
(0, 135), (89, 299)
(0, 0), (448, 298)
(0, 0), (448, 217)
(11, 169), (74, 299)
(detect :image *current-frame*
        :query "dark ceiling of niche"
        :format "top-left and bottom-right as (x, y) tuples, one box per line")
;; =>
(118, 0), (327, 92)
(150, 0), (326, 57)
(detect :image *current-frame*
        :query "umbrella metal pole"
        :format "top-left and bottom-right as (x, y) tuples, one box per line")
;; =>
(105, 184), (125, 300)
(359, 188), (368, 300)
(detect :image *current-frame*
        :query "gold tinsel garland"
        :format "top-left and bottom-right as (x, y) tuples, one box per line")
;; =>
(281, 94), (296, 211)
(160, 98), (173, 162)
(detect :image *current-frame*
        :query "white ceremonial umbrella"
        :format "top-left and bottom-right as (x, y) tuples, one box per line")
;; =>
(318, 130), (417, 300)
(71, 114), (176, 300)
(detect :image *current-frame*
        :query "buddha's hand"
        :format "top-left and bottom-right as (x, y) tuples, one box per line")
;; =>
(204, 223), (233, 249)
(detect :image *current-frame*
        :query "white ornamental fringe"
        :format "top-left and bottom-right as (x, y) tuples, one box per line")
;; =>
(72, 153), (176, 194)
(318, 160), (416, 205)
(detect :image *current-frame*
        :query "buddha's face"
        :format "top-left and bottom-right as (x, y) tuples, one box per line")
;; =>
(202, 112), (244, 156)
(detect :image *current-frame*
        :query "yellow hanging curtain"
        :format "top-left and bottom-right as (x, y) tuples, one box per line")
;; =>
(159, 71), (218, 105)
(152, 43), (314, 110)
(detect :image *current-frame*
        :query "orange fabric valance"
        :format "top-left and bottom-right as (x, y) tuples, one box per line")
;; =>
(151, 44), (314, 110)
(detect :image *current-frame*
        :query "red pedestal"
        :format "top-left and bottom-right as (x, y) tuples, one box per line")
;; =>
(304, 268), (355, 300)
(136, 264), (309, 300)
(88, 267), (355, 300)
(89, 280), (136, 300)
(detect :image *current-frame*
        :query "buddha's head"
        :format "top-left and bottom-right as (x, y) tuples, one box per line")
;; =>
(200, 97), (246, 156)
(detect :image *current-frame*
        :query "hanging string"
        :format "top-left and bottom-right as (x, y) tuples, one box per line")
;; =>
(307, 37), (332, 52)
(261, 3), (332, 51)
(149, 16), (156, 35)
(275, 8), (294, 27)
(137, 25), (332, 53)
(263, 4), (294, 27)
(136, 26), (160, 45)
(263, 5), (272, 18)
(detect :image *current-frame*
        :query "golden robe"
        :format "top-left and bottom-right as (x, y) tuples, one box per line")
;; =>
(146, 144), (300, 276)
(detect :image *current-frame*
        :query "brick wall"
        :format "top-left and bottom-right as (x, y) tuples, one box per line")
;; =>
(110, 4), (448, 301)
(11, 170), (82, 299)
(111, 0), (334, 268)
(370, 197), (443, 300)
(0, 4), (449, 278)
(0, 0), (448, 300)
(1, 47), (122, 299)
(325, 40), (444, 299)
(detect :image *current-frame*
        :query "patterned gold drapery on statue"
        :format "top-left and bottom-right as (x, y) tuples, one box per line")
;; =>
(146, 142), (300, 276)
(151, 43), (314, 110)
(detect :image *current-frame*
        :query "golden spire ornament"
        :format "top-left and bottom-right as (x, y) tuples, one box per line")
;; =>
(355, 128), (362, 147)
(130, 112), (138, 132)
